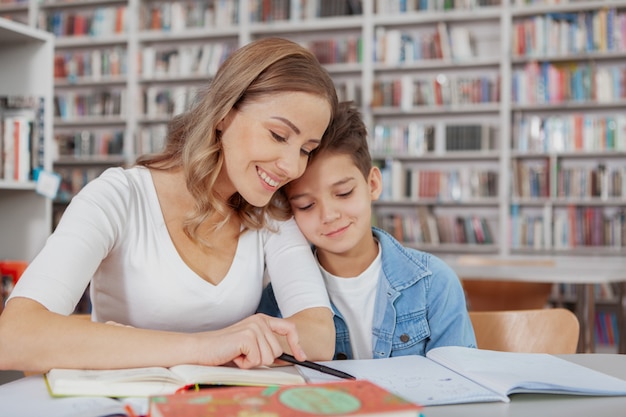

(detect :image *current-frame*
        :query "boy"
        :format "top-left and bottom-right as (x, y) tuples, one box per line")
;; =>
(259, 101), (476, 359)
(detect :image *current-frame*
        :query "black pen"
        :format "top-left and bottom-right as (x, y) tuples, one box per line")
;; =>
(278, 353), (356, 380)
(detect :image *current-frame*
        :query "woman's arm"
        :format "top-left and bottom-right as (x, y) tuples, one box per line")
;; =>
(0, 297), (305, 372)
(257, 286), (335, 361)
(263, 218), (335, 361)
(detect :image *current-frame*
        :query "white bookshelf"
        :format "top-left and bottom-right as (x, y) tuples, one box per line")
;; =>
(5, 0), (626, 256)
(0, 17), (54, 262)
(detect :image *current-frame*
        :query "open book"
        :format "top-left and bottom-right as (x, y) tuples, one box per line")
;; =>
(297, 346), (626, 406)
(45, 364), (305, 398)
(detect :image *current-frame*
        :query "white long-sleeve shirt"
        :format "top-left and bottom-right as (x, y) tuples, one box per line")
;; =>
(10, 166), (330, 332)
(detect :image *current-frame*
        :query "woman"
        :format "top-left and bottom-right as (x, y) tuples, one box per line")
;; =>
(0, 38), (338, 373)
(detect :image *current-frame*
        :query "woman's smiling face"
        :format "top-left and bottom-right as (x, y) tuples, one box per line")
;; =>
(216, 92), (332, 207)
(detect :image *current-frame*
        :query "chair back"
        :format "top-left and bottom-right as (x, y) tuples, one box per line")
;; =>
(456, 256), (555, 311)
(463, 280), (553, 311)
(469, 308), (580, 354)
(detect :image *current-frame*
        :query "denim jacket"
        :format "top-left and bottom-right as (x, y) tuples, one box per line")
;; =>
(258, 227), (476, 359)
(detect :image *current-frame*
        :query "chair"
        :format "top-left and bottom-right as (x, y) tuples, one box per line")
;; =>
(469, 308), (580, 354)
(463, 280), (553, 311)
(456, 256), (555, 311)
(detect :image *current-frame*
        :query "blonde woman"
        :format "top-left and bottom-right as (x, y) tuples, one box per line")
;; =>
(0, 38), (338, 373)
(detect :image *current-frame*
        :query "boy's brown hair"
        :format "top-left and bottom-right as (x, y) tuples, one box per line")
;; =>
(312, 101), (372, 180)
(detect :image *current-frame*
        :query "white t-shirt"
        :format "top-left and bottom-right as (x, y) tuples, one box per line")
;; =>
(319, 245), (382, 359)
(10, 167), (330, 332)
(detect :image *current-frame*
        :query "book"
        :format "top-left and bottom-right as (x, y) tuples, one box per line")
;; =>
(44, 364), (307, 398)
(296, 346), (626, 406)
(149, 379), (423, 417)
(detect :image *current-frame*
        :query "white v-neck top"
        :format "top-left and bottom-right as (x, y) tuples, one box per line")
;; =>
(10, 167), (330, 332)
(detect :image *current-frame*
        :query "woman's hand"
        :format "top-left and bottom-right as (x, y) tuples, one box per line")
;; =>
(199, 313), (306, 369)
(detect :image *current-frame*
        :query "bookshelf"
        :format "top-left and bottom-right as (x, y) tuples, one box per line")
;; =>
(508, 2), (626, 256)
(4, 0), (623, 250)
(368, 1), (505, 255)
(0, 17), (54, 262)
(34, 0), (131, 228)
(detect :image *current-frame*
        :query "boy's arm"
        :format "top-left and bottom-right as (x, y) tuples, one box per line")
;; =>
(425, 256), (477, 350)
(283, 307), (335, 361)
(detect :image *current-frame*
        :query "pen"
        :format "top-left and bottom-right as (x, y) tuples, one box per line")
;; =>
(278, 353), (356, 380)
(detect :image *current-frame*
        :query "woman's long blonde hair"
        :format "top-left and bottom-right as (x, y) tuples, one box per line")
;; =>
(136, 38), (338, 247)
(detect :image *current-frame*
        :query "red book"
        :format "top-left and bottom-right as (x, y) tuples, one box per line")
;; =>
(149, 380), (423, 417)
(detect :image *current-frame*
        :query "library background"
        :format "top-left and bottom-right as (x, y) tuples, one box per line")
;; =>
(0, 0), (625, 354)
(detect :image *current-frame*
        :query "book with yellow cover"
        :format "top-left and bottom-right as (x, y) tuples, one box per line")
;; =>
(44, 364), (306, 398)
(149, 379), (423, 417)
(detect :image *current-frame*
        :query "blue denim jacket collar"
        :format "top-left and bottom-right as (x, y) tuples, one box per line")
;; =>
(332, 227), (475, 360)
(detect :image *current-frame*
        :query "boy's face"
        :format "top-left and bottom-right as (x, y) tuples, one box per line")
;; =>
(286, 152), (382, 257)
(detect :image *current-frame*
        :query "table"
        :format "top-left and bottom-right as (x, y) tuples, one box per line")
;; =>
(423, 353), (626, 417)
(1, 354), (625, 417)
(444, 255), (626, 354)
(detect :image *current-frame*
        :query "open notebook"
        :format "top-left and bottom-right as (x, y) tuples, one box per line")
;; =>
(297, 346), (626, 406)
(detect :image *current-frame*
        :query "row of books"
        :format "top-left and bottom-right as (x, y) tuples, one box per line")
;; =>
(140, 42), (234, 79)
(142, 86), (198, 118)
(54, 130), (125, 158)
(372, 73), (500, 108)
(595, 311), (619, 347)
(377, 210), (495, 245)
(510, 205), (626, 249)
(370, 122), (495, 156)
(137, 125), (167, 156)
(139, 36), (362, 70)
(557, 166), (625, 199)
(512, 62), (625, 105)
(54, 89), (125, 120)
(54, 47), (127, 81)
(513, 0), (569, 5)
(249, 0), (362, 22)
(512, 8), (626, 57)
(375, 0), (500, 13)
(335, 79), (362, 105)
(139, 0), (239, 31)
(54, 165), (113, 203)
(554, 282), (618, 303)
(513, 114), (626, 153)
(374, 23), (476, 64)
(0, 96), (44, 183)
(552, 284), (621, 346)
(511, 158), (626, 199)
(380, 160), (498, 201)
(511, 158), (550, 198)
(306, 37), (362, 65)
(372, 123), (435, 155)
(40, 6), (128, 38)
(554, 206), (625, 248)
